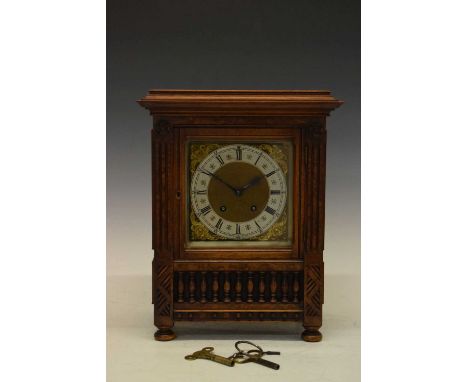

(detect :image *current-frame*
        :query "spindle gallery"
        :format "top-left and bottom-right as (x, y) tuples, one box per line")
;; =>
(174, 271), (302, 304)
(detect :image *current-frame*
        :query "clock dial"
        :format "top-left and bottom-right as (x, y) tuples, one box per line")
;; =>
(191, 144), (287, 239)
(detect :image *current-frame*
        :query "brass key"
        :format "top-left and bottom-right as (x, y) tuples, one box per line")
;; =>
(231, 351), (280, 370)
(185, 347), (235, 367)
(231, 341), (280, 370)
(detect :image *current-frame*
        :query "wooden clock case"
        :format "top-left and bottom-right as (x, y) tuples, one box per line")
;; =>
(137, 90), (342, 342)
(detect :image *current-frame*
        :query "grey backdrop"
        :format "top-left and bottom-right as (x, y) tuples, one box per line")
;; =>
(107, 2), (360, 380)
(107, 0), (360, 275)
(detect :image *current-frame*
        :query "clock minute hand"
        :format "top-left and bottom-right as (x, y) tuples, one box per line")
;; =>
(202, 170), (240, 196)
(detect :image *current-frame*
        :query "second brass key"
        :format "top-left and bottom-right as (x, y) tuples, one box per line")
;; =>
(185, 347), (235, 367)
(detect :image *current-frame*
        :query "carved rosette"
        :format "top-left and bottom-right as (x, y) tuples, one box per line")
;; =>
(152, 118), (176, 328)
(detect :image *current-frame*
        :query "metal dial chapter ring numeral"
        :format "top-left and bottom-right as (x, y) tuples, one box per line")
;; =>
(200, 205), (212, 215)
(265, 206), (276, 215)
(236, 146), (242, 160)
(216, 155), (224, 165)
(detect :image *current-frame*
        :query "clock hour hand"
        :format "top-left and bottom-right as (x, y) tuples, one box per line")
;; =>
(239, 175), (263, 194)
(201, 170), (241, 196)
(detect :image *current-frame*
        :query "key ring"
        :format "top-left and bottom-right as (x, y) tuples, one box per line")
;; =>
(234, 340), (263, 355)
(230, 351), (262, 364)
(230, 342), (263, 364)
(229, 352), (247, 364)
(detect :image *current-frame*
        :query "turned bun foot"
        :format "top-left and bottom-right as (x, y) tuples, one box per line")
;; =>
(301, 328), (322, 342)
(154, 329), (176, 341)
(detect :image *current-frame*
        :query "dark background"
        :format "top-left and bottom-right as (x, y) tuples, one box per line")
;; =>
(107, 0), (360, 274)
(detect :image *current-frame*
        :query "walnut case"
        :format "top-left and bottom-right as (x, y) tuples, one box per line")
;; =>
(138, 90), (342, 341)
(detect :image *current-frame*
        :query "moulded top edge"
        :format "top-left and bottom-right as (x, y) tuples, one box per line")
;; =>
(146, 89), (332, 95)
(137, 89), (343, 114)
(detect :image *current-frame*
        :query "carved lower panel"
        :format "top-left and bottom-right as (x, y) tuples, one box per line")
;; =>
(174, 311), (302, 321)
(173, 271), (303, 304)
(154, 261), (172, 318)
(303, 263), (323, 326)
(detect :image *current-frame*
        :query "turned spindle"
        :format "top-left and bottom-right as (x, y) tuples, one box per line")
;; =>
(282, 272), (288, 302)
(189, 271), (195, 303)
(177, 271), (184, 303)
(247, 271), (254, 303)
(293, 271), (300, 303)
(259, 271), (265, 303)
(212, 271), (219, 303)
(201, 271), (207, 303)
(235, 271), (242, 302)
(271, 271), (277, 303)
(224, 272), (231, 302)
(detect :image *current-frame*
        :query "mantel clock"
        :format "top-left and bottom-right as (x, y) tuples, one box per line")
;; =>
(138, 90), (342, 341)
